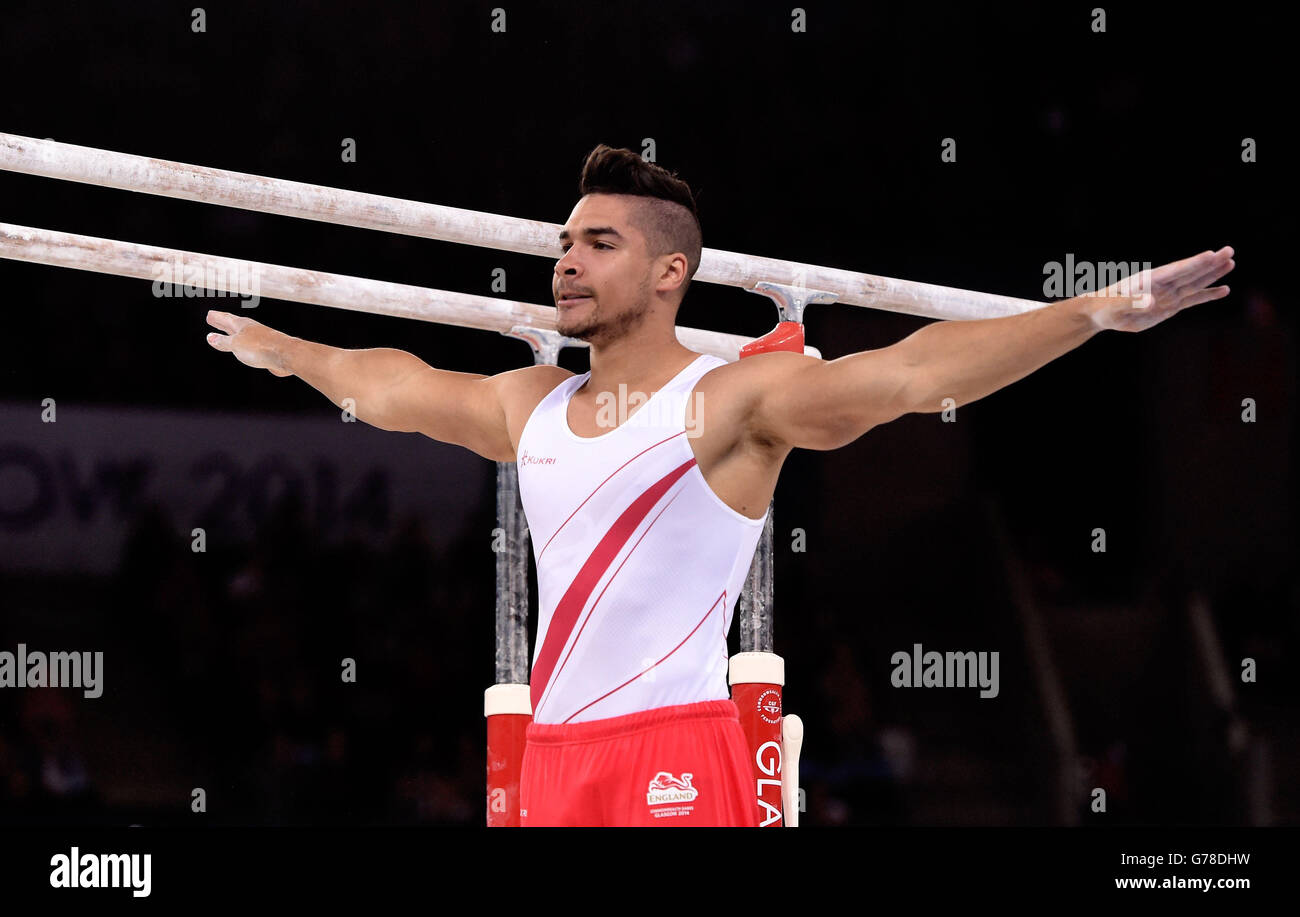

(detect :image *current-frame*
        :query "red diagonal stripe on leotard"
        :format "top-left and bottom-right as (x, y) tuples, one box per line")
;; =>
(530, 456), (698, 714)
(533, 487), (685, 720)
(537, 431), (683, 564)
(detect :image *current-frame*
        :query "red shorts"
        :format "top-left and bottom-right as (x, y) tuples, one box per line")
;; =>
(519, 699), (758, 827)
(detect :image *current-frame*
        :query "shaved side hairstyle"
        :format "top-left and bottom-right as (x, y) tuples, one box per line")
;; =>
(577, 145), (703, 304)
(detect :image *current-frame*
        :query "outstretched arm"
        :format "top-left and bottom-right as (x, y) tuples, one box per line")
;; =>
(204, 310), (515, 461)
(747, 247), (1235, 450)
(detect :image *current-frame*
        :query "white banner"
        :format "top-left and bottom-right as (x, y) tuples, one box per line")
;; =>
(0, 401), (491, 574)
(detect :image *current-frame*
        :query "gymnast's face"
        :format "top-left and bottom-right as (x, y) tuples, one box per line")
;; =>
(553, 194), (658, 346)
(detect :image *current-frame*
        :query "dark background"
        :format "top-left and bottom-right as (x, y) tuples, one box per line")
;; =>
(0, 1), (1293, 826)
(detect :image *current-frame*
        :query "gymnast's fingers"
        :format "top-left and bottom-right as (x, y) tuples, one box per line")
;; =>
(205, 309), (249, 334)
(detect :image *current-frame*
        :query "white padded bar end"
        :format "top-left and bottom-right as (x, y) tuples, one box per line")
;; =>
(484, 683), (532, 717)
(728, 651), (785, 686)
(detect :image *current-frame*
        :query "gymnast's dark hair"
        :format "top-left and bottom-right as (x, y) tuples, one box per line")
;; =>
(577, 145), (703, 302)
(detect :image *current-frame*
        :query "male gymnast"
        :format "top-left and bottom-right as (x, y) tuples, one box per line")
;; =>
(204, 145), (1234, 826)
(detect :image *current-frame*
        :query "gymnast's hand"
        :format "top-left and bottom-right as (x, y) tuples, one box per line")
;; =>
(205, 310), (295, 377)
(1085, 246), (1235, 333)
